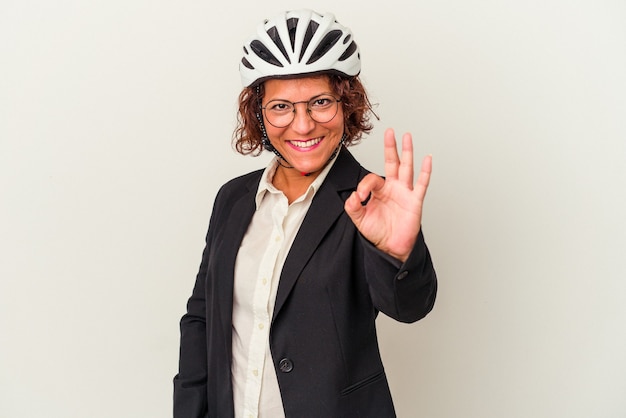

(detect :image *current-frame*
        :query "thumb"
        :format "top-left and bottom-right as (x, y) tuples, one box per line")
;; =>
(344, 191), (366, 226)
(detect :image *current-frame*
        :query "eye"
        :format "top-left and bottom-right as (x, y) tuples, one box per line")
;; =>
(309, 96), (334, 109)
(267, 101), (293, 113)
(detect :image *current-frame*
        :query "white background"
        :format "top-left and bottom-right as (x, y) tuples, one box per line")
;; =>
(1, 1), (625, 417)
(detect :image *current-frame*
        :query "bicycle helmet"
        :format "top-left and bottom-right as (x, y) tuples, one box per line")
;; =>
(239, 9), (361, 87)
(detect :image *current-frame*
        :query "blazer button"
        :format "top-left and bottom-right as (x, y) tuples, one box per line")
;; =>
(279, 358), (293, 373)
(396, 270), (409, 280)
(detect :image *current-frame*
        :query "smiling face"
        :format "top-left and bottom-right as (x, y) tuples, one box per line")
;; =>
(262, 76), (344, 178)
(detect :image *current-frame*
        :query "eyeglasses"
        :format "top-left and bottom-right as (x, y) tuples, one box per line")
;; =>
(261, 94), (341, 128)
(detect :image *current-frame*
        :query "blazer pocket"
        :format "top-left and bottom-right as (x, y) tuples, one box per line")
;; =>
(340, 370), (385, 397)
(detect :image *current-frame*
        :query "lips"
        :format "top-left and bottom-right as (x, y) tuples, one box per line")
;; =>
(288, 137), (323, 149)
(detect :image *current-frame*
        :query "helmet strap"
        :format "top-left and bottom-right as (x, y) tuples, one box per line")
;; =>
(256, 85), (294, 167)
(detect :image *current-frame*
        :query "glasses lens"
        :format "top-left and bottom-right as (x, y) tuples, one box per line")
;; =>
(263, 100), (294, 128)
(308, 95), (339, 124)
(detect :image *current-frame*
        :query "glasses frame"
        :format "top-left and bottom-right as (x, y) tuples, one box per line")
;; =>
(261, 94), (341, 128)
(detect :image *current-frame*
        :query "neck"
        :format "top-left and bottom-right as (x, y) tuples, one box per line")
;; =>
(272, 165), (318, 204)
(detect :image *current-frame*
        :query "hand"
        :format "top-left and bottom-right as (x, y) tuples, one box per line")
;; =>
(344, 128), (432, 262)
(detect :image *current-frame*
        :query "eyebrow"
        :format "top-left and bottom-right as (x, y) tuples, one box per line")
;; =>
(265, 92), (336, 103)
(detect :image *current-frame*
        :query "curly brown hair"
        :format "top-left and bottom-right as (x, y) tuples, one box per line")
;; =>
(233, 74), (377, 155)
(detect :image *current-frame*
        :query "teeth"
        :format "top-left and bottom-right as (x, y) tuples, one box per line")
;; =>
(291, 137), (322, 148)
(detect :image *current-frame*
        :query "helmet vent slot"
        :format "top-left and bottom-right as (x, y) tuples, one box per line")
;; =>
(306, 30), (342, 65)
(287, 17), (299, 52)
(241, 57), (254, 69)
(250, 40), (284, 67)
(300, 20), (320, 62)
(267, 26), (291, 63)
(338, 41), (358, 62)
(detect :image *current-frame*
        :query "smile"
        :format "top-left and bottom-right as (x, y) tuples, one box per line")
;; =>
(288, 137), (323, 149)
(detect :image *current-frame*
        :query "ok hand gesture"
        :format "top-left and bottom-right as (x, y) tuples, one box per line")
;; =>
(344, 128), (432, 262)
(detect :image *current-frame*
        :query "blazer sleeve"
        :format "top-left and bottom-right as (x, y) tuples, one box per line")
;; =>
(173, 227), (210, 418)
(361, 229), (437, 323)
(173, 185), (231, 418)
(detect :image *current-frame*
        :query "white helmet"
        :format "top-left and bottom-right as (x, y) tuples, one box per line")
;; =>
(239, 9), (361, 87)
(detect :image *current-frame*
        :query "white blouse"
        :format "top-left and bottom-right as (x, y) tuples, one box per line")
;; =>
(231, 157), (336, 418)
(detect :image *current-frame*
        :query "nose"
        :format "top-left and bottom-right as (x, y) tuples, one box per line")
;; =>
(290, 103), (316, 133)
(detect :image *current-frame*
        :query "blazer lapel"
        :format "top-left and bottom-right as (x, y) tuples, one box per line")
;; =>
(214, 173), (261, 342)
(272, 149), (365, 320)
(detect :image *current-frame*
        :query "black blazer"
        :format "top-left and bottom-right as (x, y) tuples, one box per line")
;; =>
(174, 149), (437, 417)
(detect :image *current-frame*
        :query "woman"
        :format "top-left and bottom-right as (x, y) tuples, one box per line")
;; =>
(174, 9), (437, 418)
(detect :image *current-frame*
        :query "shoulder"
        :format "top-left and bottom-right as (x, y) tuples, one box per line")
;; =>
(211, 169), (263, 211)
(215, 169), (263, 199)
